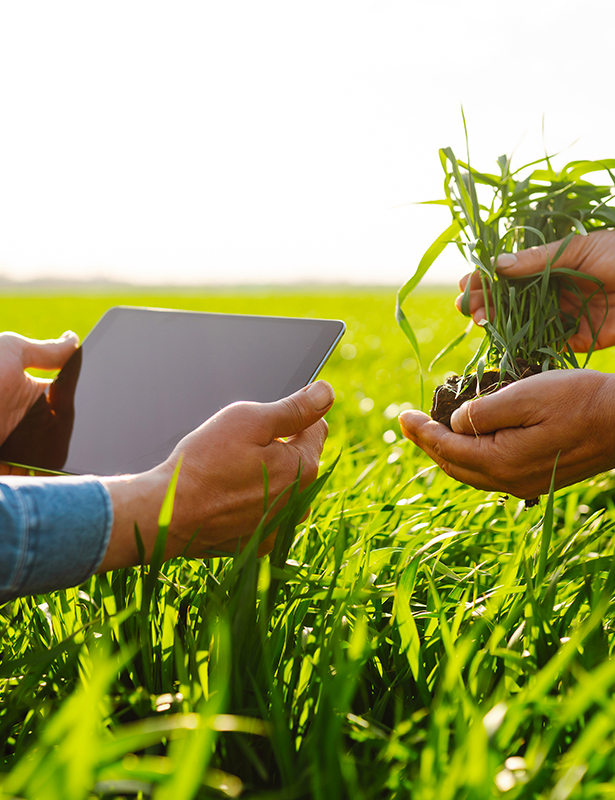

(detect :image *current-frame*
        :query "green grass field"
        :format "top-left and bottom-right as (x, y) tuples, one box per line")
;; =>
(3, 288), (615, 800)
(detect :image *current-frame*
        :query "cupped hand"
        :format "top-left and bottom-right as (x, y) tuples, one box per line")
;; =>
(0, 330), (80, 446)
(455, 229), (615, 352)
(100, 380), (334, 569)
(399, 369), (615, 499)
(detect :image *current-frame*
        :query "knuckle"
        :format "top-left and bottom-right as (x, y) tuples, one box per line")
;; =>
(465, 400), (484, 432)
(439, 460), (455, 479)
(221, 400), (255, 422)
(222, 400), (244, 416)
(281, 395), (306, 429)
(525, 245), (547, 268)
(433, 437), (450, 462)
(432, 441), (454, 477)
(22, 342), (35, 362)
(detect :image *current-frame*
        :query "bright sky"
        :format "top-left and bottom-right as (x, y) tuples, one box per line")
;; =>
(1, 1), (614, 286)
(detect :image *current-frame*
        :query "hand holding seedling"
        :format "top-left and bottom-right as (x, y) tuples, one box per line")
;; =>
(99, 380), (333, 569)
(398, 140), (615, 499)
(407, 228), (615, 495)
(400, 368), (615, 499)
(0, 330), (80, 475)
(456, 230), (615, 352)
(402, 228), (615, 498)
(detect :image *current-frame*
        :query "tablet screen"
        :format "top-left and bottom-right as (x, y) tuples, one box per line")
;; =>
(0, 306), (345, 476)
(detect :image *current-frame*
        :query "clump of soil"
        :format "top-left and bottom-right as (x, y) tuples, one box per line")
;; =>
(430, 361), (542, 429)
(430, 360), (543, 509)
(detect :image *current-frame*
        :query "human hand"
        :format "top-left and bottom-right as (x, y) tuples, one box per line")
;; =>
(399, 369), (615, 499)
(99, 380), (334, 570)
(455, 230), (615, 352)
(0, 334), (83, 471)
(0, 331), (80, 446)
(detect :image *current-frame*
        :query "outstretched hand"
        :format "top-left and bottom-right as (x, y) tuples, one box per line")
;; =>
(455, 229), (615, 352)
(399, 369), (615, 499)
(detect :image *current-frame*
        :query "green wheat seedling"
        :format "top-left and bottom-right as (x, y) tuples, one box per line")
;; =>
(397, 139), (615, 402)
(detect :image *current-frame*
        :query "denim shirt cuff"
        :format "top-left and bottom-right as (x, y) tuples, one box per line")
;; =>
(0, 476), (113, 602)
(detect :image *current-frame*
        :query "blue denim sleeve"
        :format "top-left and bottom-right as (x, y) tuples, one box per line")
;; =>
(0, 476), (113, 602)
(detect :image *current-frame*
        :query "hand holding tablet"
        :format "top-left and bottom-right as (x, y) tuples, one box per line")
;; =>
(0, 306), (345, 475)
(100, 376), (335, 568)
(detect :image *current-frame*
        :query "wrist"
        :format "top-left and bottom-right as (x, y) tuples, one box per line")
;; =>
(97, 465), (171, 572)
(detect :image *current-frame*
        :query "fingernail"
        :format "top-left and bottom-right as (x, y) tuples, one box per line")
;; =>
(450, 409), (460, 430)
(496, 253), (517, 269)
(61, 330), (78, 341)
(305, 380), (334, 410)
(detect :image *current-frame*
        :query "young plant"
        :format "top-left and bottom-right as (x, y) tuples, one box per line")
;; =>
(397, 142), (615, 413)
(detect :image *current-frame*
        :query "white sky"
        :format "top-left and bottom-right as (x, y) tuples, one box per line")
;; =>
(0, 0), (614, 286)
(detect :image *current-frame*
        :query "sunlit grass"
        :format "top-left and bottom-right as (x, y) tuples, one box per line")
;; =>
(2, 289), (615, 799)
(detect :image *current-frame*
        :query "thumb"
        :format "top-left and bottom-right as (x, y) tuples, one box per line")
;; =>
(265, 380), (334, 439)
(21, 331), (80, 370)
(496, 235), (587, 278)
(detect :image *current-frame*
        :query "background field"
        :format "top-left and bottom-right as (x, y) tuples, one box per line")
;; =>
(2, 289), (615, 799)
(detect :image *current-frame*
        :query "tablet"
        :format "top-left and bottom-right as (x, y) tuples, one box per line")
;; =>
(0, 306), (345, 476)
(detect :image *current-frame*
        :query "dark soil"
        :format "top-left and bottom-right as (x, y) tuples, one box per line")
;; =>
(430, 360), (543, 509)
(431, 361), (542, 429)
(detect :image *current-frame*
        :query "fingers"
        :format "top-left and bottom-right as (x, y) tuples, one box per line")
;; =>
(448, 379), (539, 435)
(398, 410), (499, 492)
(399, 410), (473, 467)
(21, 331), (80, 371)
(456, 271), (491, 322)
(398, 391), (608, 499)
(459, 271), (485, 292)
(264, 380), (334, 440)
(454, 292), (487, 322)
(459, 235), (588, 288)
(398, 409), (550, 498)
(456, 234), (592, 321)
(449, 371), (580, 436)
(496, 235), (588, 278)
